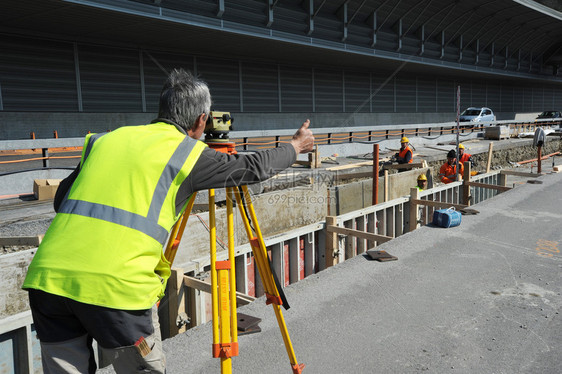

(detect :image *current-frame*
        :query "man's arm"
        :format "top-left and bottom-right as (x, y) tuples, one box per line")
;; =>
(188, 143), (295, 192)
(175, 120), (314, 211)
(192, 119), (312, 190)
(438, 164), (451, 184)
(54, 165), (80, 212)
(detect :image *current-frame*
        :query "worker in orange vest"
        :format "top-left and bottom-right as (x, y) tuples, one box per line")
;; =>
(439, 149), (464, 184)
(458, 143), (475, 167)
(394, 136), (413, 164)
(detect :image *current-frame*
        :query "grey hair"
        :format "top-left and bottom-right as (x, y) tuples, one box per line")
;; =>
(158, 69), (212, 132)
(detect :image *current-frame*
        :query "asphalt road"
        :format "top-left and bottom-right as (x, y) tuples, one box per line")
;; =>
(161, 170), (562, 374)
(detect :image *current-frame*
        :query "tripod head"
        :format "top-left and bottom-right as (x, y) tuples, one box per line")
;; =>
(205, 111), (237, 155)
(205, 111), (233, 143)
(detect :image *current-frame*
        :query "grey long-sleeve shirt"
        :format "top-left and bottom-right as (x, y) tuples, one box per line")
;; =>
(54, 122), (297, 214)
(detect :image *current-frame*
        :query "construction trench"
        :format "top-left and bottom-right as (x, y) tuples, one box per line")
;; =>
(1, 127), (562, 372)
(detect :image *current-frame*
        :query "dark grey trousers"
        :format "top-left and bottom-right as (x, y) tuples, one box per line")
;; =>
(28, 289), (165, 373)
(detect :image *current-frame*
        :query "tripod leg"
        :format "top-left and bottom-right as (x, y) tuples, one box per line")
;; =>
(164, 192), (198, 265)
(210, 189), (238, 373)
(234, 186), (305, 374)
(226, 188), (238, 347)
(209, 189), (221, 358)
(217, 261), (232, 373)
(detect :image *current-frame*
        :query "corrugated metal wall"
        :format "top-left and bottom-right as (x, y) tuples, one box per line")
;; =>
(372, 75), (395, 113)
(78, 45), (143, 112)
(142, 51), (195, 113)
(280, 66), (313, 112)
(345, 72), (371, 113)
(1, 34), (561, 115)
(242, 62), (279, 112)
(0, 35), (78, 111)
(315, 68), (343, 113)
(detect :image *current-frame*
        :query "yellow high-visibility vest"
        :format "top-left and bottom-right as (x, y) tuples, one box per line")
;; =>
(23, 123), (207, 310)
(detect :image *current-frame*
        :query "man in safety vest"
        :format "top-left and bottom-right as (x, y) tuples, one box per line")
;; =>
(458, 143), (475, 167)
(439, 149), (464, 184)
(23, 69), (314, 374)
(394, 136), (413, 164)
(416, 174), (428, 191)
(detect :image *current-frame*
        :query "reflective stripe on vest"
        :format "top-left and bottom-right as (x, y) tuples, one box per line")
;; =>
(80, 133), (105, 168)
(439, 166), (459, 181)
(59, 134), (199, 244)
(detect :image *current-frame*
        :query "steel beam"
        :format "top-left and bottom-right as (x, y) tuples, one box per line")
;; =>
(217, 0), (224, 18)
(369, 11), (377, 47)
(340, 1), (348, 42)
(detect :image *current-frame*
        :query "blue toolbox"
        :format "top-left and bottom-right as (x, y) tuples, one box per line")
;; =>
(432, 208), (462, 228)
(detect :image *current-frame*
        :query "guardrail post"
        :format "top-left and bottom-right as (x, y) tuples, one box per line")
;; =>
(372, 144), (379, 205)
(384, 170), (389, 202)
(486, 142), (494, 173)
(168, 268), (187, 338)
(243, 137), (248, 151)
(462, 161), (471, 206)
(368, 130), (372, 141)
(440, 127), (443, 135)
(312, 144), (320, 168)
(349, 132), (353, 143)
(325, 216), (338, 268)
(386, 130), (389, 140)
(42, 148), (49, 168)
(409, 187), (419, 232)
(499, 171), (507, 187)
(275, 135), (280, 148)
(327, 133), (332, 145)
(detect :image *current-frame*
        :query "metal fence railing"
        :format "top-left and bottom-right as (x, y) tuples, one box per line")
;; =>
(1, 119), (560, 170)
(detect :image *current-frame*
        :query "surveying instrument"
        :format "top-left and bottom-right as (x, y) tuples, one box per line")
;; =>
(163, 112), (305, 374)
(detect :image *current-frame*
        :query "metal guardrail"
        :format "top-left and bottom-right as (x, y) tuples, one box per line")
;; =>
(2, 119), (560, 173)
(2, 118), (560, 153)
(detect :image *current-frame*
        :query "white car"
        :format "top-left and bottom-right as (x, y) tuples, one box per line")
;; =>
(459, 107), (495, 125)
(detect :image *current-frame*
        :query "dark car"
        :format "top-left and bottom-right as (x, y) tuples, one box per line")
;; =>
(536, 111), (562, 120)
